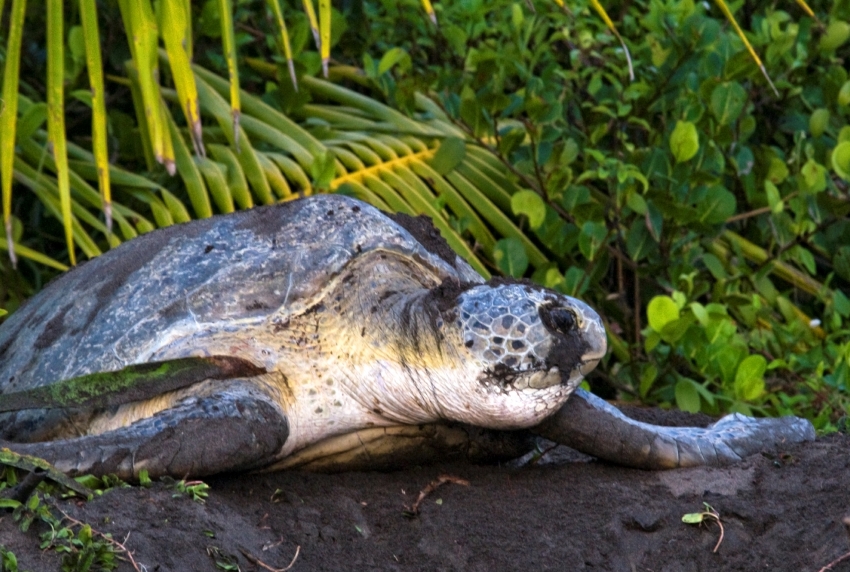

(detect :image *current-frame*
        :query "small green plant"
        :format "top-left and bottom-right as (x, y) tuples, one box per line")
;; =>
(1, 491), (122, 572)
(73, 474), (129, 497)
(206, 546), (240, 571)
(0, 546), (22, 572)
(0, 460), (141, 572)
(137, 469), (152, 488)
(166, 478), (210, 503)
(682, 502), (725, 553)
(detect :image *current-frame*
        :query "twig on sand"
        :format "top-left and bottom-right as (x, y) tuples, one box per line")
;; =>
(404, 474), (470, 517)
(240, 545), (301, 572)
(51, 504), (143, 572)
(816, 516), (850, 572)
(819, 551), (850, 572)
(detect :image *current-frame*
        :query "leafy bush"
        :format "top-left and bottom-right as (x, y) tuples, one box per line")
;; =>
(1, 0), (848, 427)
(353, 0), (850, 426)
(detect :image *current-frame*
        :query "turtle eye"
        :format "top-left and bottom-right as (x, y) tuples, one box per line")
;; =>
(540, 306), (579, 336)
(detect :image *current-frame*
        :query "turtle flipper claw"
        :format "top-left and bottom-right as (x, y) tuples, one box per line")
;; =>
(536, 389), (816, 469)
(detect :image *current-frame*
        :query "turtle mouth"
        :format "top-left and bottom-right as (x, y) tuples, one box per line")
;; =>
(485, 352), (603, 392)
(511, 366), (562, 390)
(483, 363), (564, 391)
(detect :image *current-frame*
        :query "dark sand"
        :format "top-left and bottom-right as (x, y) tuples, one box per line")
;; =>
(1, 416), (848, 572)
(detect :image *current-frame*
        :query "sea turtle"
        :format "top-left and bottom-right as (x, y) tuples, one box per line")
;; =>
(0, 194), (815, 479)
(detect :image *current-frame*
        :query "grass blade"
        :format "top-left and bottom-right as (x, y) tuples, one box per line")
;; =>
(160, 0), (204, 157)
(255, 152), (293, 199)
(711, 0), (778, 96)
(0, 0), (25, 266)
(318, 0), (331, 77)
(119, 0), (173, 172)
(379, 165), (488, 276)
(335, 179), (388, 209)
(162, 106), (212, 218)
(217, 0), (241, 149)
(0, 236), (67, 271)
(78, 0), (112, 234)
(194, 77), (274, 204)
(194, 63), (326, 156)
(14, 158), (101, 258)
(301, 0), (321, 51)
(420, 0), (437, 25)
(266, 0), (298, 89)
(266, 152), (312, 194)
(587, 0), (634, 81)
(208, 144), (253, 209)
(195, 156), (234, 213)
(300, 75), (432, 134)
(408, 158), (496, 255)
(47, 0), (75, 265)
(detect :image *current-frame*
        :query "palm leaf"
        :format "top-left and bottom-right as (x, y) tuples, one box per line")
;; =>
(0, 0), (25, 266)
(46, 0), (75, 265)
(217, 0), (242, 147)
(159, 0), (205, 157)
(78, 0), (112, 233)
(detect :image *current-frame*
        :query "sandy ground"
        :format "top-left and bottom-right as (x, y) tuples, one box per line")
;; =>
(2, 409), (849, 572)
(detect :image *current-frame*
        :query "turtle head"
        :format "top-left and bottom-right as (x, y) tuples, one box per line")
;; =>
(439, 282), (606, 429)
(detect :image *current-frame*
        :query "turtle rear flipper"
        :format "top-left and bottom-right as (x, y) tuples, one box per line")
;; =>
(536, 388), (816, 469)
(2, 386), (288, 480)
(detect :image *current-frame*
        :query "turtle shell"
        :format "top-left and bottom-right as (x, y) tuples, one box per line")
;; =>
(0, 195), (482, 395)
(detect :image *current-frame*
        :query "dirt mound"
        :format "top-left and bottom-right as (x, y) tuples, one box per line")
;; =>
(2, 431), (849, 571)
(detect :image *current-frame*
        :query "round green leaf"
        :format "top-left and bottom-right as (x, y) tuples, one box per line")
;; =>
(834, 246), (850, 281)
(801, 159), (827, 193)
(670, 121), (699, 163)
(699, 186), (737, 224)
(809, 108), (830, 137)
(674, 379), (701, 413)
(310, 150), (337, 189)
(838, 80), (850, 107)
(511, 190), (546, 230)
(498, 127), (526, 157)
(831, 141), (850, 181)
(578, 221), (608, 261)
(493, 237), (528, 277)
(820, 20), (850, 51)
(429, 137), (466, 175)
(682, 512), (707, 524)
(764, 180), (783, 213)
(377, 47), (410, 76)
(767, 156), (789, 184)
(626, 190), (647, 214)
(710, 82), (746, 125)
(833, 289), (850, 318)
(647, 295), (680, 333)
(734, 355), (767, 401)
(68, 25), (86, 61)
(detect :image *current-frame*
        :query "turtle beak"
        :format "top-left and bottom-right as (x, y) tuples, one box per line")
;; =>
(578, 307), (607, 376)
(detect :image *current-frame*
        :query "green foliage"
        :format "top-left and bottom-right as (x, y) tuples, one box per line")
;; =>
(355, 0), (850, 425)
(0, 547), (20, 572)
(165, 478), (211, 503)
(0, 462), (119, 571)
(2, 0), (849, 428)
(0, 491), (118, 572)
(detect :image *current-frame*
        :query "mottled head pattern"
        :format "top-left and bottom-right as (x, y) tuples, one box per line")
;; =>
(456, 283), (606, 393)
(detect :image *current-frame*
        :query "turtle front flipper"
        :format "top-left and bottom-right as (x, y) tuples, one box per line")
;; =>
(1, 384), (289, 480)
(535, 388), (816, 469)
